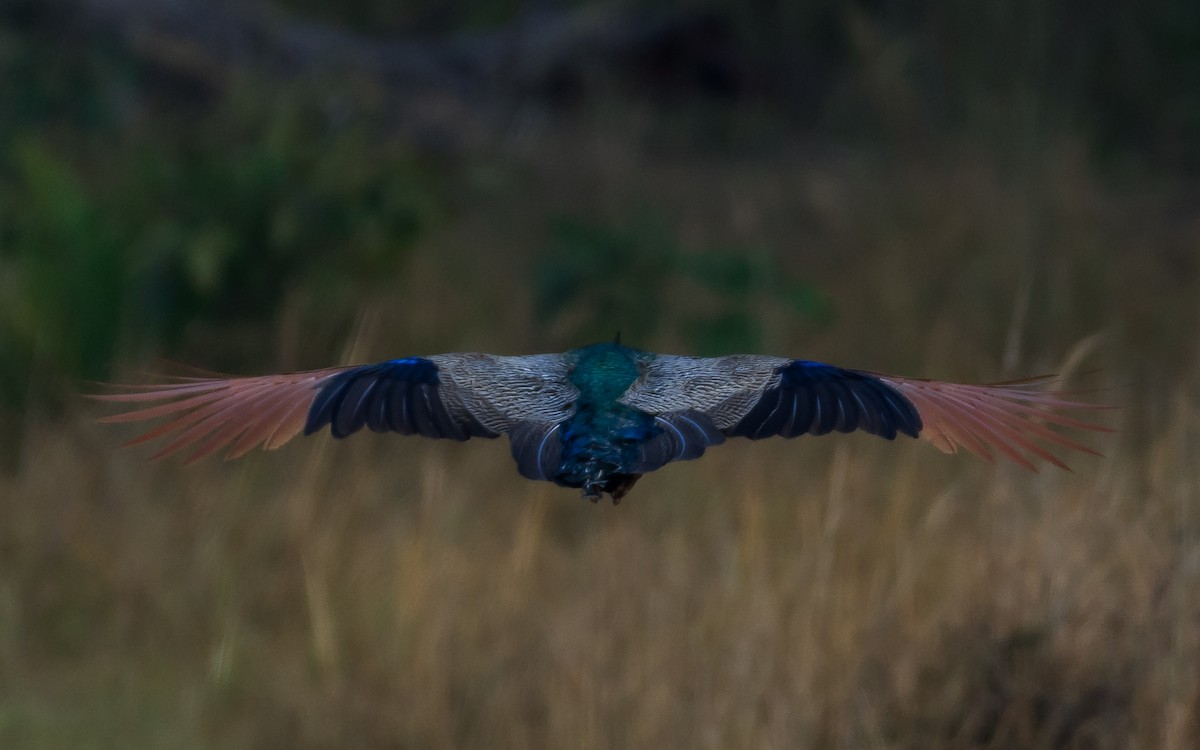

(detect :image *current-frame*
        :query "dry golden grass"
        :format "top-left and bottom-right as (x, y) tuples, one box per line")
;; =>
(2, 128), (1196, 749)
(5, 399), (1192, 749)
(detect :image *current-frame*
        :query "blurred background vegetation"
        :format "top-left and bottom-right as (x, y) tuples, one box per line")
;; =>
(1, 0), (1197, 747)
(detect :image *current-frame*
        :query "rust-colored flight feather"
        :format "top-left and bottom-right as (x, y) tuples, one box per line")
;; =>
(878, 377), (1111, 471)
(91, 368), (351, 461)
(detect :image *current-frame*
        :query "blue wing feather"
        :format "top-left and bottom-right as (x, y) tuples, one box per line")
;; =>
(728, 361), (921, 441)
(305, 358), (496, 441)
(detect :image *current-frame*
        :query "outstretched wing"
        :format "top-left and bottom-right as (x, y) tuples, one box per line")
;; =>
(621, 355), (1109, 470)
(92, 353), (575, 463)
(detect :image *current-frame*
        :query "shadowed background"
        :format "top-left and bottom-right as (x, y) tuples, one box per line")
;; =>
(0, 0), (1196, 747)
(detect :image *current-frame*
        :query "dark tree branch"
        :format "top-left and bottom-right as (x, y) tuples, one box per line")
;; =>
(70, 0), (742, 133)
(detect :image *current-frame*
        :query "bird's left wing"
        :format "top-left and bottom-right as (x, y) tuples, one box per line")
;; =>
(622, 355), (1109, 470)
(92, 353), (576, 463)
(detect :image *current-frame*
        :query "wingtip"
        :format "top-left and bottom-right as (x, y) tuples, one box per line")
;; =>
(92, 368), (344, 463)
(892, 374), (1111, 473)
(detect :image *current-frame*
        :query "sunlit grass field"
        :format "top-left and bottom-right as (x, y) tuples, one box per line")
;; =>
(2, 124), (1194, 748)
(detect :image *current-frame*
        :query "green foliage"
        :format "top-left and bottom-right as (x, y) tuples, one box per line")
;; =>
(108, 90), (438, 338)
(0, 18), (439, 407)
(534, 216), (832, 353)
(1, 140), (127, 388)
(0, 127), (435, 405)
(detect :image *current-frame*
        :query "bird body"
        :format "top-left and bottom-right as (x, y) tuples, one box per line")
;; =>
(95, 342), (1109, 502)
(557, 343), (659, 498)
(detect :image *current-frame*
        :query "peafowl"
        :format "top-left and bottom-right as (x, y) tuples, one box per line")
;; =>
(94, 342), (1109, 502)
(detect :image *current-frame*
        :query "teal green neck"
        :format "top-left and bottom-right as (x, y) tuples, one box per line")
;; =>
(566, 343), (646, 401)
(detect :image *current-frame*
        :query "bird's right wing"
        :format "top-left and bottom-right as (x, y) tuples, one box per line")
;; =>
(622, 355), (1110, 471)
(92, 353), (577, 464)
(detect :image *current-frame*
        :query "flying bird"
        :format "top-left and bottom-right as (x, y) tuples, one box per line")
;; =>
(94, 342), (1108, 502)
